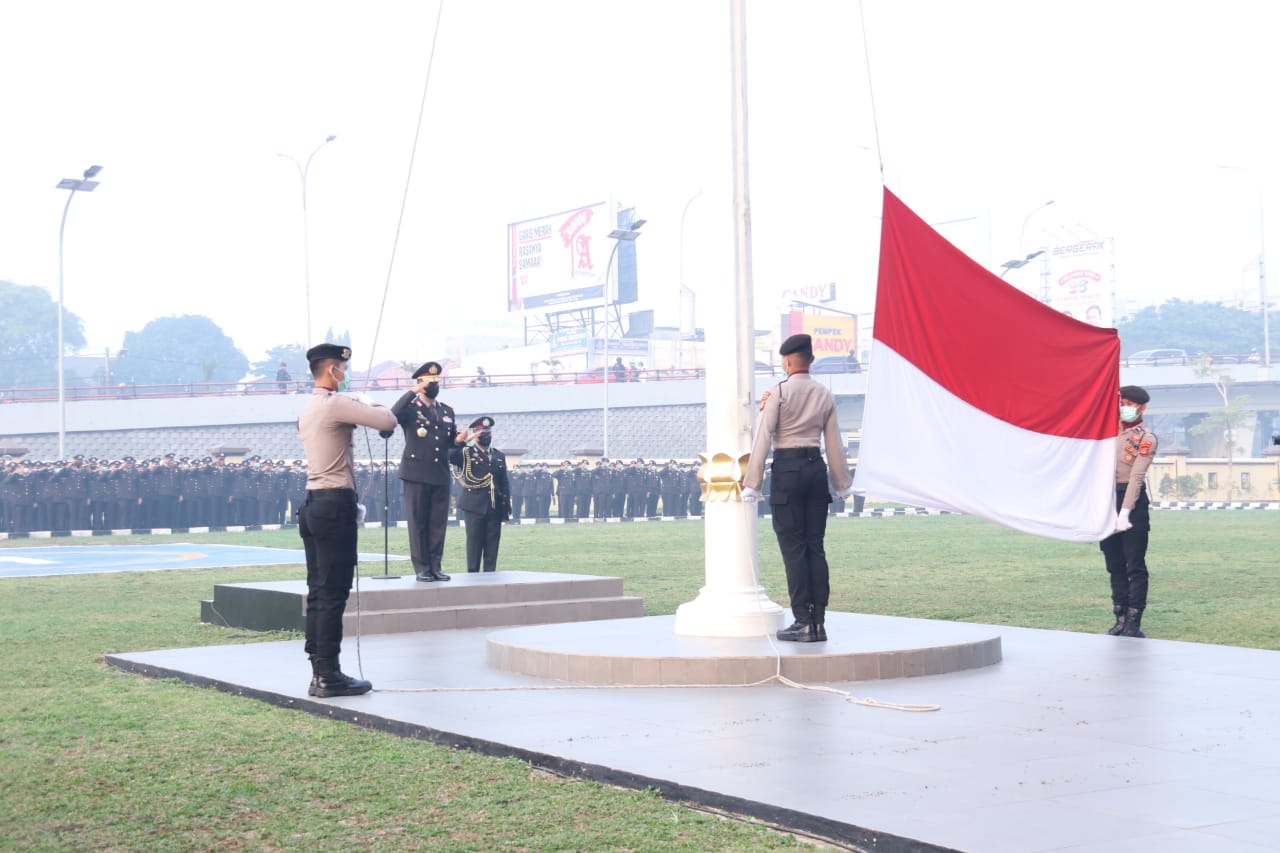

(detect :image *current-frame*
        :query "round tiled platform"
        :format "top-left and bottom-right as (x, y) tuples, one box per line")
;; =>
(486, 613), (1001, 685)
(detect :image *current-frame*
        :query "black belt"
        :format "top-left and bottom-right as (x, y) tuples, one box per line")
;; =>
(773, 447), (821, 460)
(306, 488), (356, 501)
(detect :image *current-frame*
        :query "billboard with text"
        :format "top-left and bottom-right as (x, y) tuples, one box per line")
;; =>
(508, 202), (611, 313)
(1045, 238), (1115, 327)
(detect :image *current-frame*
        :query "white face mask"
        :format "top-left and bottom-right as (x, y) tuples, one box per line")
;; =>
(332, 365), (349, 392)
(1119, 405), (1140, 423)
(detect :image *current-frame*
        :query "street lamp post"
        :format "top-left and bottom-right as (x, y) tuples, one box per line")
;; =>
(1019, 199), (1055, 254)
(55, 165), (103, 460)
(601, 224), (644, 458)
(278, 135), (337, 350)
(678, 189), (703, 370)
(999, 249), (1045, 280)
(1218, 165), (1270, 367)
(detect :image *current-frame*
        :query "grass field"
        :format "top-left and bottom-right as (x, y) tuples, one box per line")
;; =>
(1, 511), (1275, 851)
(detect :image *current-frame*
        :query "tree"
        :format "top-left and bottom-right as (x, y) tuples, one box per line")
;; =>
(116, 316), (248, 388)
(0, 280), (86, 389)
(1116, 299), (1264, 358)
(1189, 355), (1251, 499)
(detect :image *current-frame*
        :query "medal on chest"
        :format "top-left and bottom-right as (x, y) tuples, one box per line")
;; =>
(417, 426), (427, 438)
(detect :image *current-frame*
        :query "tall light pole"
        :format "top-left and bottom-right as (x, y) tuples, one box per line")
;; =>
(1218, 165), (1270, 367)
(678, 189), (703, 370)
(1019, 199), (1055, 254)
(278, 135), (337, 350)
(55, 165), (102, 460)
(601, 224), (644, 458)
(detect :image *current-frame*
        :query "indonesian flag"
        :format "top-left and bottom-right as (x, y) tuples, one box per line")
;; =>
(856, 189), (1120, 542)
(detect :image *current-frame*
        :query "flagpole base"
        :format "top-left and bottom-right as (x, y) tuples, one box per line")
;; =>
(673, 588), (786, 638)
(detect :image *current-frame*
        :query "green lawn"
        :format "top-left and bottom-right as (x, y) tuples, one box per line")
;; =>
(1, 511), (1275, 851)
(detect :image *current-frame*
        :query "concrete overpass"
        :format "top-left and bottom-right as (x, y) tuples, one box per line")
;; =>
(2, 364), (1277, 463)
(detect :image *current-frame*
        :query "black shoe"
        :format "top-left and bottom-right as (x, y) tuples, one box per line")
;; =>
(308, 676), (318, 697)
(777, 621), (821, 643)
(813, 623), (827, 642)
(429, 569), (451, 581)
(313, 670), (372, 697)
(415, 571), (436, 582)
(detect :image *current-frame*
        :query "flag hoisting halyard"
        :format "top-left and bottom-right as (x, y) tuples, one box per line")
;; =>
(856, 188), (1121, 542)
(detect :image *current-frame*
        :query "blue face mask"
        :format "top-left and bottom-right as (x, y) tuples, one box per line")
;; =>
(1119, 405), (1139, 423)
(333, 364), (349, 392)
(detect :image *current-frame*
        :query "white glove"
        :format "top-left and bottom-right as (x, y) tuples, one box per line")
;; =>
(1114, 507), (1132, 533)
(740, 486), (762, 503)
(355, 503), (367, 525)
(832, 484), (856, 499)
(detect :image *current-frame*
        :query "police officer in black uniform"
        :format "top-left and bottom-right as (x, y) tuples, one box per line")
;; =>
(449, 416), (511, 571)
(392, 361), (468, 581)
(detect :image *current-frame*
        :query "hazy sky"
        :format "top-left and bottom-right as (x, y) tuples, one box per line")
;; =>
(3, 0), (1277, 371)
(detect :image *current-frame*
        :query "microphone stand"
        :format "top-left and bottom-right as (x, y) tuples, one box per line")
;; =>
(370, 432), (400, 580)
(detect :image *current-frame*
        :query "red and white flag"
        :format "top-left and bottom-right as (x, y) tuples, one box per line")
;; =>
(856, 189), (1120, 542)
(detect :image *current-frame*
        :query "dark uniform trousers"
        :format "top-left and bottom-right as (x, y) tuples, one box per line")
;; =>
(404, 480), (451, 573)
(1100, 484), (1150, 610)
(769, 448), (833, 622)
(299, 490), (359, 663)
(462, 501), (503, 572)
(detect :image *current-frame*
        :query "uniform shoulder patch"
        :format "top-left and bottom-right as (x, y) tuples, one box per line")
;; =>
(758, 390), (771, 412)
(1138, 438), (1154, 456)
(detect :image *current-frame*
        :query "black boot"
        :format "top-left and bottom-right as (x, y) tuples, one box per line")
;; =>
(416, 568), (436, 582)
(428, 565), (451, 581)
(313, 659), (373, 697)
(1119, 607), (1145, 638)
(813, 606), (827, 642)
(307, 656), (319, 696)
(1105, 604), (1127, 636)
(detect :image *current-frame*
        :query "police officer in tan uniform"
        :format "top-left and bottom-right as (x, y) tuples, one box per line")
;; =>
(297, 343), (396, 697)
(742, 334), (854, 642)
(1101, 385), (1158, 638)
(392, 362), (469, 581)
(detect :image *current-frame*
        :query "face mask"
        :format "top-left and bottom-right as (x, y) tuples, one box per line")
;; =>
(424, 383), (440, 399)
(476, 433), (492, 447)
(333, 365), (349, 392)
(1119, 405), (1139, 423)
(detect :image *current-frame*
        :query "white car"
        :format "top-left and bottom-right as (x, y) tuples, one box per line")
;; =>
(1125, 348), (1187, 366)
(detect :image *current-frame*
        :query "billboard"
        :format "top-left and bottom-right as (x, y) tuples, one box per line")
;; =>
(1044, 238), (1115, 327)
(782, 311), (857, 356)
(508, 202), (612, 313)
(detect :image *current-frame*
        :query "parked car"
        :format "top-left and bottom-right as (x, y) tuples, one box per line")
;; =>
(811, 355), (863, 374)
(1125, 348), (1187, 366)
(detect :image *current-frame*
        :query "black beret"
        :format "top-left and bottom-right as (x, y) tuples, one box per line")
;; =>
(470, 416), (494, 429)
(306, 343), (351, 363)
(779, 333), (812, 356)
(413, 361), (443, 380)
(1119, 385), (1150, 405)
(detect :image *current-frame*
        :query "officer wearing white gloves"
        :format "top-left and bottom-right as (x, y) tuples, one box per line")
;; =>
(1101, 385), (1158, 638)
(742, 334), (853, 642)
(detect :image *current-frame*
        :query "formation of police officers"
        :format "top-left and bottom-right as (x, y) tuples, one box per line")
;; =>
(0, 453), (708, 534)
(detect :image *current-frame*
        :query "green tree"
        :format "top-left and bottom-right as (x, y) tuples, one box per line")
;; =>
(1189, 355), (1251, 499)
(116, 316), (248, 389)
(0, 280), (86, 389)
(1116, 299), (1263, 358)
